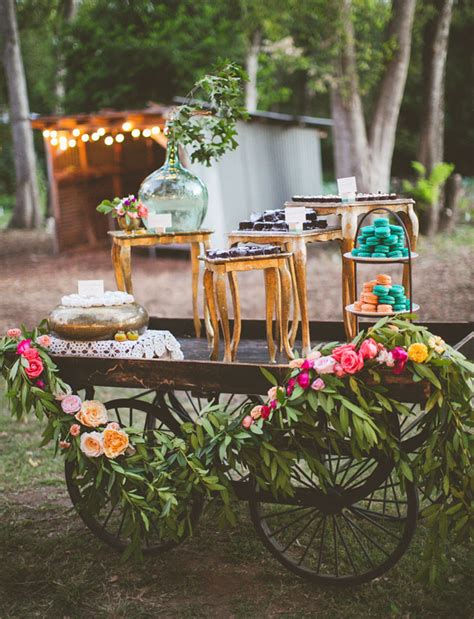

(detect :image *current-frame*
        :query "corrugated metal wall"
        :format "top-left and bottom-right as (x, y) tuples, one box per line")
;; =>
(193, 121), (323, 246)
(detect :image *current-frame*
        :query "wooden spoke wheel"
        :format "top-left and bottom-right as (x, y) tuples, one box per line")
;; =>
(249, 448), (418, 586)
(65, 398), (203, 555)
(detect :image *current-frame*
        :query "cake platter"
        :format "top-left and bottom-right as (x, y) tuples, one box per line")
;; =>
(345, 303), (419, 318)
(343, 252), (418, 263)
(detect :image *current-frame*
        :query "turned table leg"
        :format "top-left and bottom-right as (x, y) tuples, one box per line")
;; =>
(204, 269), (219, 361)
(279, 260), (295, 360)
(121, 243), (133, 294)
(264, 267), (277, 363)
(190, 242), (202, 338)
(341, 211), (358, 341)
(215, 271), (232, 363)
(228, 271), (241, 361)
(292, 237), (311, 356)
(111, 241), (126, 291)
(202, 239), (213, 346)
(288, 254), (300, 348)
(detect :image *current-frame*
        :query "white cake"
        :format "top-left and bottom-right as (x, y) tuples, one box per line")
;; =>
(60, 290), (135, 308)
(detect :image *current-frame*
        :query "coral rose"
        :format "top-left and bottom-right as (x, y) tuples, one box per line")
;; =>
(7, 328), (21, 338)
(80, 431), (104, 457)
(61, 394), (82, 415)
(391, 346), (408, 375)
(70, 423), (81, 437)
(103, 428), (129, 459)
(311, 378), (325, 391)
(359, 338), (378, 360)
(16, 339), (31, 355)
(242, 415), (254, 429)
(339, 350), (364, 375)
(137, 203), (148, 218)
(331, 343), (355, 362)
(75, 400), (108, 427)
(23, 347), (40, 361)
(408, 343), (428, 363)
(36, 334), (51, 348)
(250, 405), (263, 420)
(313, 356), (336, 375)
(25, 358), (44, 379)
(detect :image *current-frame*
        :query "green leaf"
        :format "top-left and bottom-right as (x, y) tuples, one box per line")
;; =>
(260, 366), (277, 386)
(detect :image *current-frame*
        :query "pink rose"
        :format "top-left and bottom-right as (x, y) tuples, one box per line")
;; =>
(59, 440), (71, 449)
(301, 358), (314, 370)
(332, 343), (356, 363)
(261, 405), (271, 420)
(340, 350), (364, 375)
(36, 335), (51, 348)
(70, 424), (81, 437)
(23, 347), (40, 361)
(286, 377), (296, 396)
(16, 339), (32, 355)
(242, 415), (254, 429)
(359, 338), (378, 360)
(7, 328), (21, 338)
(137, 204), (148, 218)
(334, 363), (346, 378)
(269, 399), (277, 409)
(297, 371), (310, 389)
(311, 378), (325, 391)
(391, 346), (408, 375)
(313, 356), (337, 374)
(115, 205), (125, 216)
(25, 358), (44, 379)
(36, 379), (46, 389)
(106, 421), (121, 431)
(307, 350), (322, 361)
(128, 210), (139, 219)
(61, 394), (82, 415)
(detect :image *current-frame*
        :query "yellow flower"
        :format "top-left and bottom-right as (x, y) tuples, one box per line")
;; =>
(75, 400), (108, 428)
(407, 343), (429, 363)
(103, 428), (129, 459)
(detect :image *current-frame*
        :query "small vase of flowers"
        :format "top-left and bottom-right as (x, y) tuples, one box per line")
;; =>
(96, 194), (148, 233)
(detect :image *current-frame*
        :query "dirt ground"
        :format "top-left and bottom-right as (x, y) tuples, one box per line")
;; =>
(0, 228), (472, 333)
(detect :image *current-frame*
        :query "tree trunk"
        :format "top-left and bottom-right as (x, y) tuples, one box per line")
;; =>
(330, 0), (416, 192)
(245, 29), (261, 112)
(439, 173), (463, 234)
(55, 0), (81, 113)
(0, 0), (41, 229)
(417, 0), (454, 235)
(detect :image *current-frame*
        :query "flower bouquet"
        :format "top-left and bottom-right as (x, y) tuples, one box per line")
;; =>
(96, 194), (148, 233)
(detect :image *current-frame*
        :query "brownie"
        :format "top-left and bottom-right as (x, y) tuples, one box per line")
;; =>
(238, 220), (254, 230)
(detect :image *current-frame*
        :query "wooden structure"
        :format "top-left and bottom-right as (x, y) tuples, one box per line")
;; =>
(202, 253), (294, 363)
(32, 107), (171, 252)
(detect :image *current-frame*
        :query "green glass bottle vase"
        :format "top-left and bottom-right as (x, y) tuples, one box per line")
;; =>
(138, 140), (208, 232)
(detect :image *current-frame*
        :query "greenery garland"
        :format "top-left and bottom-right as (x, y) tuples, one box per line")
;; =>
(0, 317), (472, 583)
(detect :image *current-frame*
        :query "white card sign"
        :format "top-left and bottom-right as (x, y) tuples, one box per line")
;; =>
(78, 280), (104, 297)
(337, 176), (357, 202)
(147, 213), (172, 232)
(285, 207), (306, 230)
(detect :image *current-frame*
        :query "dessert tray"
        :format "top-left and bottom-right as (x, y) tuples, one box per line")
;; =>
(345, 303), (419, 318)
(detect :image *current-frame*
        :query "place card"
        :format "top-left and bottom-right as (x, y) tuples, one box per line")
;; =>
(78, 280), (104, 297)
(337, 176), (357, 203)
(285, 206), (306, 231)
(147, 213), (172, 233)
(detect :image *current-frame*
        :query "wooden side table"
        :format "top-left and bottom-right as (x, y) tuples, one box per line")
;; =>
(202, 253), (294, 363)
(108, 229), (213, 338)
(284, 199), (418, 340)
(227, 228), (343, 356)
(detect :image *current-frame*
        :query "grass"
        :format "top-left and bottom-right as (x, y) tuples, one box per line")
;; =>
(0, 388), (473, 618)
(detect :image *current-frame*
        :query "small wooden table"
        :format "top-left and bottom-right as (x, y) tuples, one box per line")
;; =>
(202, 253), (294, 363)
(108, 229), (213, 338)
(284, 199), (418, 340)
(228, 227), (343, 356)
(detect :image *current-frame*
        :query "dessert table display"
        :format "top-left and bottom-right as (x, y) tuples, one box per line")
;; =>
(109, 229), (213, 338)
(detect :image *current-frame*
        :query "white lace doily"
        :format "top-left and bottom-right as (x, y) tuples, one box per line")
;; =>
(49, 330), (183, 361)
(60, 290), (135, 308)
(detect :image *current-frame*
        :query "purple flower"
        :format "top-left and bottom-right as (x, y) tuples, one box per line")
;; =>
(310, 378), (325, 391)
(61, 394), (82, 415)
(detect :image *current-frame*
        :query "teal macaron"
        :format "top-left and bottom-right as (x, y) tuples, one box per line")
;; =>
(366, 237), (379, 246)
(374, 227), (391, 238)
(393, 304), (407, 312)
(385, 234), (398, 245)
(377, 295), (396, 305)
(390, 224), (404, 234)
(372, 252), (387, 258)
(376, 245), (390, 253)
(373, 285), (390, 295)
(358, 251), (372, 257)
(390, 284), (405, 294)
(388, 250), (403, 258)
(373, 218), (390, 227)
(361, 226), (374, 236)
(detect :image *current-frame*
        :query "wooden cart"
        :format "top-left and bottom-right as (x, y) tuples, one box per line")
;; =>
(58, 317), (473, 587)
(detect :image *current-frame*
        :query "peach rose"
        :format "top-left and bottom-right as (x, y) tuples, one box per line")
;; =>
(103, 428), (129, 459)
(37, 334), (51, 348)
(267, 386), (279, 401)
(250, 405), (263, 420)
(289, 358), (304, 369)
(7, 328), (21, 338)
(75, 400), (108, 427)
(70, 423), (81, 437)
(80, 431), (104, 457)
(106, 422), (121, 431)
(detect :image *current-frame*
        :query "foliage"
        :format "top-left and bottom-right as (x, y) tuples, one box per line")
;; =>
(0, 317), (472, 584)
(96, 194), (147, 227)
(403, 161), (454, 209)
(167, 63), (249, 166)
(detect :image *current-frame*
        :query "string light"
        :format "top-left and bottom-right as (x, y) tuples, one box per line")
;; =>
(91, 132), (100, 141)
(50, 138), (58, 146)
(42, 129), (50, 138)
(142, 128), (151, 137)
(68, 138), (77, 147)
(115, 133), (124, 143)
(50, 130), (57, 138)
(72, 128), (81, 137)
(151, 126), (160, 135)
(59, 136), (68, 151)
(97, 128), (106, 136)
(131, 128), (141, 138)
(104, 136), (114, 146)
(122, 122), (132, 131)
(81, 134), (90, 142)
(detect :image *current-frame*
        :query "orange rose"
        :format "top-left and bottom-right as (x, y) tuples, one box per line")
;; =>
(75, 400), (108, 427)
(103, 428), (129, 459)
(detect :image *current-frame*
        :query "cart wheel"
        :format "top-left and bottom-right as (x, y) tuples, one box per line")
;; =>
(65, 398), (203, 555)
(249, 451), (418, 586)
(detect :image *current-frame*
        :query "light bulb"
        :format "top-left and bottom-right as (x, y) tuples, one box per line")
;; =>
(91, 132), (100, 141)
(142, 128), (151, 137)
(81, 134), (90, 142)
(115, 133), (124, 143)
(50, 138), (58, 146)
(151, 126), (160, 135)
(72, 128), (81, 137)
(97, 127), (106, 136)
(122, 122), (132, 131)
(42, 129), (50, 138)
(68, 138), (77, 147)
(104, 136), (114, 146)
(50, 130), (57, 138)
(131, 128), (141, 138)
